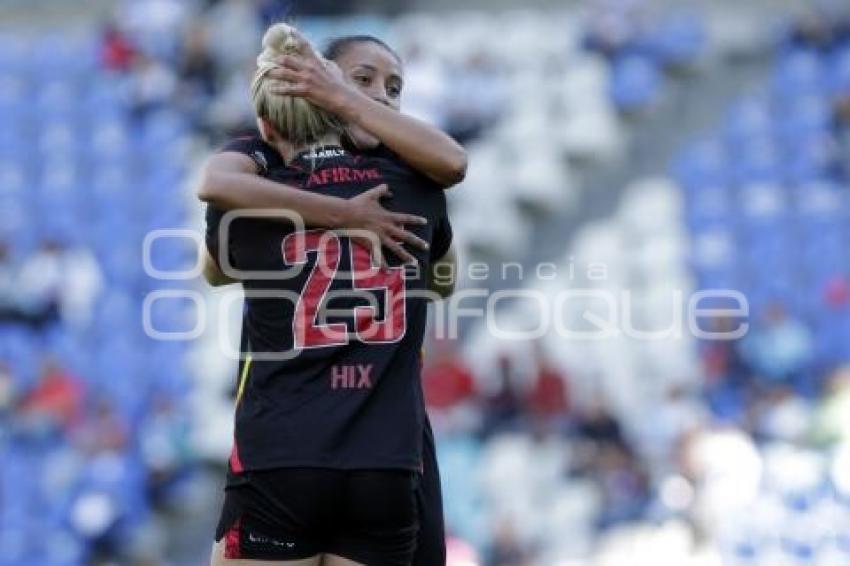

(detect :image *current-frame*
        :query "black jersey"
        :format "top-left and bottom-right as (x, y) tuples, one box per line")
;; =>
(206, 137), (452, 474)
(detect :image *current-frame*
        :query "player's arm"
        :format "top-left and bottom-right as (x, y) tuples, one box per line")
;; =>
(195, 151), (428, 265)
(336, 92), (467, 187)
(202, 249), (238, 287)
(197, 151), (352, 226)
(268, 45), (467, 187)
(427, 244), (457, 299)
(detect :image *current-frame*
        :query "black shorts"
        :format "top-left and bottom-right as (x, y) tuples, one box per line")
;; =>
(215, 467), (419, 565)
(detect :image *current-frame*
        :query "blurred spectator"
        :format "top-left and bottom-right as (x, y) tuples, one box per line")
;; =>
(17, 240), (103, 330)
(74, 397), (129, 455)
(16, 242), (62, 327)
(203, 0), (263, 72)
(640, 384), (707, 464)
(175, 25), (220, 129)
(787, 3), (850, 50)
(0, 240), (26, 323)
(751, 385), (811, 443)
(423, 345), (476, 410)
(99, 21), (137, 72)
(445, 51), (506, 144)
(594, 443), (649, 529)
(680, 427), (761, 537)
(740, 303), (814, 386)
(397, 41), (449, 128)
(177, 25), (218, 100)
(811, 365), (850, 445)
(584, 0), (648, 59)
(140, 394), (193, 505)
(446, 534), (482, 566)
(0, 362), (16, 420)
(255, 0), (292, 25)
(834, 95), (850, 179)
(20, 359), (85, 437)
(128, 53), (178, 119)
(294, 0), (357, 16)
(204, 60), (257, 137)
(481, 355), (524, 435)
(524, 349), (570, 429)
(487, 519), (532, 566)
(119, 0), (190, 58)
(575, 397), (626, 449)
(423, 341), (480, 433)
(701, 315), (752, 419)
(823, 275), (850, 308)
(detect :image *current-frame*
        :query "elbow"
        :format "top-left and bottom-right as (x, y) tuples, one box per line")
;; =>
(437, 150), (468, 188)
(446, 148), (468, 186)
(195, 167), (221, 204)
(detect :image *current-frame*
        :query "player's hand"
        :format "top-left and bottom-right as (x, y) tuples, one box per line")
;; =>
(345, 184), (428, 269)
(267, 31), (355, 114)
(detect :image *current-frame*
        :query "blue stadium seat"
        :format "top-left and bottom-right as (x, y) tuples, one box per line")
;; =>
(648, 11), (705, 66)
(0, 35), (30, 75)
(140, 111), (188, 149)
(772, 48), (827, 99)
(34, 81), (81, 121)
(724, 94), (774, 147)
(674, 139), (730, 190)
(84, 75), (131, 117)
(731, 138), (781, 184)
(610, 55), (662, 112)
(828, 44), (850, 95)
(29, 34), (97, 80)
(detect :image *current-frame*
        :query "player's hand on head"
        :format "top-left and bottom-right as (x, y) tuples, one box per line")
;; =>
(346, 184), (428, 269)
(268, 36), (352, 112)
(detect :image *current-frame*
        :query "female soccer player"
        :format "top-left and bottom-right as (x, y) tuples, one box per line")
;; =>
(200, 30), (462, 566)
(204, 23), (457, 566)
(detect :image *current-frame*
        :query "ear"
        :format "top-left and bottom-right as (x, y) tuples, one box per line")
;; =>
(257, 117), (277, 143)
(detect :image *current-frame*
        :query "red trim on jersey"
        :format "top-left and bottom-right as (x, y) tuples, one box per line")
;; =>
(229, 438), (244, 474)
(224, 517), (242, 559)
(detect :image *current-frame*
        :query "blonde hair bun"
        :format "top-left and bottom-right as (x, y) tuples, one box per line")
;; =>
(252, 23), (343, 147)
(259, 23), (305, 63)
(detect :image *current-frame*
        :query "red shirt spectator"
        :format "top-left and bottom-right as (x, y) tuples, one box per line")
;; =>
(525, 364), (569, 417)
(21, 361), (84, 432)
(422, 356), (476, 410)
(100, 24), (136, 72)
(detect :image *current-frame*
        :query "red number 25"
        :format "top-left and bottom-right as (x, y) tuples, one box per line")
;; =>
(282, 230), (406, 349)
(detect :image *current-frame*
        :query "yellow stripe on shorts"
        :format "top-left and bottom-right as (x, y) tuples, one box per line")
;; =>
(236, 355), (253, 405)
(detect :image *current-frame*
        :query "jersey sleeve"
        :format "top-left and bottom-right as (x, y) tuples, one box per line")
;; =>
(219, 135), (283, 176)
(207, 136), (282, 268)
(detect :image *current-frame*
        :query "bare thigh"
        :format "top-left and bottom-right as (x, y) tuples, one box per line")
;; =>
(210, 539), (322, 566)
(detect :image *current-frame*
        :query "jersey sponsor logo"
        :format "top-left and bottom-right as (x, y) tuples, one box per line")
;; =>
(330, 363), (374, 390)
(304, 147), (346, 160)
(306, 167), (381, 188)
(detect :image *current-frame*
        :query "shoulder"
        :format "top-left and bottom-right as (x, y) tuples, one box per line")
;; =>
(354, 150), (441, 195)
(218, 135), (284, 175)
